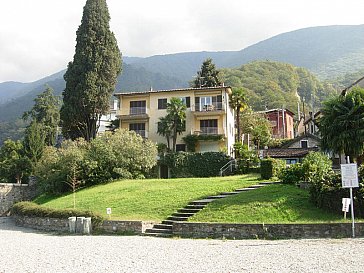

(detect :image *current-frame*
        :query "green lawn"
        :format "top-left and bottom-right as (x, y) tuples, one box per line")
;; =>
(189, 184), (354, 223)
(35, 174), (260, 221)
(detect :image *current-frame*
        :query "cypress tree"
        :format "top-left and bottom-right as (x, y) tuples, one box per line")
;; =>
(60, 0), (122, 141)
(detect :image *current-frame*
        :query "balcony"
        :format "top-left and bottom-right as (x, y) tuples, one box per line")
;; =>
(192, 102), (225, 117)
(130, 107), (146, 115)
(118, 107), (149, 121)
(200, 127), (219, 135)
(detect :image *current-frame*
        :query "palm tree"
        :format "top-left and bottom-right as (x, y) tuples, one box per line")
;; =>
(319, 86), (364, 163)
(157, 116), (173, 151)
(166, 98), (187, 152)
(229, 87), (248, 142)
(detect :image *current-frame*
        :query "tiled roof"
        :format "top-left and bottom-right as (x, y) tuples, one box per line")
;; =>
(114, 86), (232, 96)
(263, 147), (319, 158)
(257, 108), (295, 116)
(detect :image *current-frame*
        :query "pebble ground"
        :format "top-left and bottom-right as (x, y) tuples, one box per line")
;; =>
(1, 217), (364, 273)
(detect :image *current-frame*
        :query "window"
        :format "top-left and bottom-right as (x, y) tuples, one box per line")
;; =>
(130, 101), (146, 115)
(180, 97), (190, 108)
(129, 123), (146, 137)
(176, 144), (186, 152)
(158, 98), (167, 110)
(301, 140), (308, 148)
(200, 119), (218, 134)
(200, 96), (212, 111)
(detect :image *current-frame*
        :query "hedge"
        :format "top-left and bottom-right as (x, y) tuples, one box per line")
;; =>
(260, 158), (285, 179)
(11, 201), (104, 227)
(160, 152), (231, 178)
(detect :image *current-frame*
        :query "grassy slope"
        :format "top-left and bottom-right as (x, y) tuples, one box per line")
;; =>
(35, 174), (260, 221)
(189, 184), (351, 223)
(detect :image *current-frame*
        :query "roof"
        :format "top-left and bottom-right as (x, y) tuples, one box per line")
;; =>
(114, 86), (232, 96)
(263, 147), (319, 158)
(257, 108), (295, 116)
(280, 133), (320, 148)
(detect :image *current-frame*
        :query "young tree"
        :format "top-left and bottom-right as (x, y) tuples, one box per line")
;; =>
(60, 0), (122, 141)
(319, 87), (364, 163)
(23, 121), (47, 167)
(192, 58), (222, 88)
(23, 85), (61, 146)
(229, 87), (248, 142)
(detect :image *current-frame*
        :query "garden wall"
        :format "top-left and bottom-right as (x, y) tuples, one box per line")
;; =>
(13, 216), (155, 234)
(0, 182), (37, 216)
(172, 222), (364, 239)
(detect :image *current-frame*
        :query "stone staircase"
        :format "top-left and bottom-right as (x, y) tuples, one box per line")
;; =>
(144, 181), (278, 237)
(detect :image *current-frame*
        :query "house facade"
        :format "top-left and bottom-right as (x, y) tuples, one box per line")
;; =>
(260, 108), (295, 139)
(114, 86), (235, 156)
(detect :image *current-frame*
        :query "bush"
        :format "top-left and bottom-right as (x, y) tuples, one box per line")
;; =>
(234, 143), (259, 174)
(160, 152), (231, 178)
(279, 163), (305, 184)
(35, 129), (158, 194)
(260, 158), (285, 179)
(11, 201), (104, 227)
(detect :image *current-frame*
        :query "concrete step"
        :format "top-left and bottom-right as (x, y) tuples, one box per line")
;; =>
(249, 184), (266, 188)
(153, 224), (172, 230)
(185, 204), (206, 210)
(167, 216), (189, 221)
(172, 212), (195, 217)
(143, 232), (173, 238)
(178, 208), (202, 213)
(235, 188), (256, 192)
(161, 220), (175, 225)
(145, 228), (172, 234)
(206, 195), (229, 199)
(259, 181), (281, 185)
(220, 192), (240, 195)
(189, 199), (215, 205)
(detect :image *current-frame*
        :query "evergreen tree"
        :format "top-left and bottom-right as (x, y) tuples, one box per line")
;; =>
(60, 0), (122, 141)
(192, 58), (222, 88)
(23, 85), (60, 146)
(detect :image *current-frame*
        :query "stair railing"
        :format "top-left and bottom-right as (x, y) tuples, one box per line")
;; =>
(220, 159), (237, 176)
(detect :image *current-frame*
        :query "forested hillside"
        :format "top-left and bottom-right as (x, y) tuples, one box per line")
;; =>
(222, 61), (337, 113)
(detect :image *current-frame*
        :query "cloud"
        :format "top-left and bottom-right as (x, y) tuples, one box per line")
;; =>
(1, 0), (364, 82)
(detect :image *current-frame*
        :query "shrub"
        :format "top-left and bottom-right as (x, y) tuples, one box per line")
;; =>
(279, 163), (305, 184)
(301, 152), (333, 183)
(12, 201), (104, 227)
(260, 158), (285, 179)
(234, 143), (259, 174)
(160, 152), (231, 178)
(35, 129), (158, 194)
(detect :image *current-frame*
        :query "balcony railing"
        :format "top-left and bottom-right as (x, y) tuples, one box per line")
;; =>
(130, 107), (147, 115)
(195, 102), (223, 112)
(200, 127), (218, 135)
(133, 130), (147, 138)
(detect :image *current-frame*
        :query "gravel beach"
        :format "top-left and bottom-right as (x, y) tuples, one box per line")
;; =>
(1, 217), (364, 273)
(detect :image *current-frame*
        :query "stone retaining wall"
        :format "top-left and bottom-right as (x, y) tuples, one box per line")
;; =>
(102, 220), (155, 234)
(0, 183), (37, 216)
(14, 216), (69, 232)
(13, 215), (155, 234)
(173, 222), (364, 239)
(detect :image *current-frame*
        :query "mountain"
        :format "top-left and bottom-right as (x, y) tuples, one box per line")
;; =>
(2, 24), (364, 123)
(126, 25), (364, 83)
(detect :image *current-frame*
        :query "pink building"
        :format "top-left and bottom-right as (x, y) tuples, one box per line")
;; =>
(261, 108), (295, 139)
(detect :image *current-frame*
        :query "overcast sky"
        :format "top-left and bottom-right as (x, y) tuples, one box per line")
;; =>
(1, 0), (364, 83)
